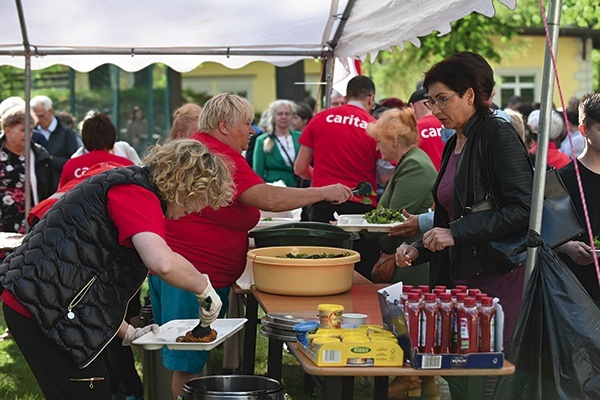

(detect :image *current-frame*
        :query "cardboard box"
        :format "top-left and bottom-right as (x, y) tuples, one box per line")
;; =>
(378, 282), (505, 370)
(298, 338), (404, 367)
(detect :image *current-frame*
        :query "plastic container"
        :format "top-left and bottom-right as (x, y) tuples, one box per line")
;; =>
(420, 293), (437, 354)
(293, 321), (319, 346)
(342, 313), (368, 328)
(458, 297), (479, 354)
(247, 246), (360, 296)
(249, 222), (355, 249)
(404, 292), (422, 350)
(318, 304), (344, 328)
(436, 293), (453, 354)
(479, 296), (496, 352)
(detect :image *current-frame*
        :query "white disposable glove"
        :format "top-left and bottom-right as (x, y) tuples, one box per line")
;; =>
(195, 274), (222, 327)
(122, 323), (159, 346)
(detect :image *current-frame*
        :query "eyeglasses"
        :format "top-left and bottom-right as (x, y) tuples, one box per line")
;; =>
(424, 93), (457, 111)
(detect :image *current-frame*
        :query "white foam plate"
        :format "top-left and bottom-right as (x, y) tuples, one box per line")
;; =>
(132, 318), (247, 351)
(336, 214), (403, 232)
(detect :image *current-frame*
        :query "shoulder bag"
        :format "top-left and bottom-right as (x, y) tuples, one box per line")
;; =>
(470, 133), (584, 267)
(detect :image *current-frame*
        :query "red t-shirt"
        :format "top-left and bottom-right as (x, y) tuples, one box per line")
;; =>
(3, 181), (164, 317)
(417, 114), (444, 171)
(299, 103), (378, 205)
(163, 133), (263, 289)
(58, 151), (133, 189)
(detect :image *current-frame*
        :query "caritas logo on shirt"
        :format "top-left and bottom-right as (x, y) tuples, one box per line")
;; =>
(325, 114), (368, 129)
(74, 167), (90, 178)
(421, 127), (442, 138)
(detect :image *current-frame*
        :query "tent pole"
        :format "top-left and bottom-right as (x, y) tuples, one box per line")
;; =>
(324, 53), (335, 109)
(24, 54), (32, 232)
(523, 0), (563, 293)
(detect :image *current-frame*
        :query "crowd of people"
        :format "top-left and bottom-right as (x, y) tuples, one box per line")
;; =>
(0, 50), (599, 400)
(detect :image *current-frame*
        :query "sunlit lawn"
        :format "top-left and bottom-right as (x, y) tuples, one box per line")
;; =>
(0, 305), (375, 400)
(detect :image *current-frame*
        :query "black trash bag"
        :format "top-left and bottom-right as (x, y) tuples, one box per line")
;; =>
(494, 230), (600, 400)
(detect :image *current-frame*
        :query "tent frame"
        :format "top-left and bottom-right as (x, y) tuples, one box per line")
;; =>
(11, 0), (355, 227)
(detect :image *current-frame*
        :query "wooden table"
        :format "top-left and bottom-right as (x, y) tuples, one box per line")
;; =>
(250, 279), (515, 400)
(240, 272), (374, 376)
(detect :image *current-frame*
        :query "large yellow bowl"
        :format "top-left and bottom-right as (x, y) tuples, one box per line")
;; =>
(247, 246), (361, 296)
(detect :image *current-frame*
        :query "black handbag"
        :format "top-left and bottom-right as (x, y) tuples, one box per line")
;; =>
(471, 166), (585, 268)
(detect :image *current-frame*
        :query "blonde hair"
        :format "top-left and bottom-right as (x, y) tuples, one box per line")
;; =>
(198, 93), (254, 133)
(366, 108), (418, 148)
(168, 103), (202, 141)
(505, 109), (526, 144)
(143, 139), (235, 211)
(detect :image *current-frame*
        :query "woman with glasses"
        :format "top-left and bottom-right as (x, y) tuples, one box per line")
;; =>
(252, 99), (302, 187)
(395, 52), (533, 398)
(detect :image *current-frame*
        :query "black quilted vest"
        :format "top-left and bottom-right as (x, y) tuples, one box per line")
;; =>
(0, 166), (165, 368)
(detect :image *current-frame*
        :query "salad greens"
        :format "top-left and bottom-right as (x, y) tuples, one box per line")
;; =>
(364, 208), (405, 224)
(277, 252), (352, 259)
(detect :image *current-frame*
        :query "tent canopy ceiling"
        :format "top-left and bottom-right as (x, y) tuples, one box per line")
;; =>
(0, 0), (514, 72)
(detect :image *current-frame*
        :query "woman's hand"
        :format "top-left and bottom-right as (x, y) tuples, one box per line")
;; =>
(388, 209), (420, 237)
(321, 184), (352, 205)
(423, 227), (455, 252)
(556, 240), (595, 265)
(395, 242), (418, 268)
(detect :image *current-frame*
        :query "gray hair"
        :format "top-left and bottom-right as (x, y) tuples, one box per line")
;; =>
(30, 95), (53, 111)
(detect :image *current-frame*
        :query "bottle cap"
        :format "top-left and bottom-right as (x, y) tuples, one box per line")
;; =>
(455, 293), (467, 302)
(407, 292), (421, 301)
(467, 289), (481, 296)
(418, 285), (430, 293)
(481, 296), (494, 306)
(455, 285), (468, 292)
(464, 297), (476, 307)
(402, 285), (414, 293)
(424, 293), (436, 302)
(439, 293), (452, 301)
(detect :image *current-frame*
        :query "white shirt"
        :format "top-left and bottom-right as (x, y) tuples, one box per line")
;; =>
(560, 130), (586, 158)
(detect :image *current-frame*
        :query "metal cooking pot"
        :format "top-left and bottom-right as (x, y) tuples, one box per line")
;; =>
(179, 375), (284, 400)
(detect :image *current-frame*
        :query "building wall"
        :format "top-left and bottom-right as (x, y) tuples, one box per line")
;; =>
(492, 35), (593, 107)
(182, 59), (321, 113)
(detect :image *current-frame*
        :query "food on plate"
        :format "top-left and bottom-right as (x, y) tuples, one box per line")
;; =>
(364, 208), (405, 224)
(262, 217), (273, 221)
(175, 328), (218, 343)
(594, 235), (600, 249)
(277, 252), (352, 259)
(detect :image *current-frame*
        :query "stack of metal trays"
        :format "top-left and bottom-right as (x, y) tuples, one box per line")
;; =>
(259, 311), (318, 341)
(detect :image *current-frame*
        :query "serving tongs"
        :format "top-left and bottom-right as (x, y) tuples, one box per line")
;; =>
(191, 297), (213, 338)
(352, 181), (373, 196)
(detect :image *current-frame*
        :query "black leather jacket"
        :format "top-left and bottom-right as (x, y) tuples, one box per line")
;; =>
(0, 166), (165, 368)
(414, 113), (533, 285)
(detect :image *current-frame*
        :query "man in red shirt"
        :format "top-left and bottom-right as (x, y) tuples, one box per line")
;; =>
(408, 88), (444, 171)
(295, 75), (380, 278)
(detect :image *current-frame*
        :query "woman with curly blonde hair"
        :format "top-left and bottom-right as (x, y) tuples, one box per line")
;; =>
(0, 139), (233, 400)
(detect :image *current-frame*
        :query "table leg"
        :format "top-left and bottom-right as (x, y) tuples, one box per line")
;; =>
(242, 293), (258, 375)
(266, 338), (283, 382)
(373, 376), (388, 399)
(322, 376), (354, 400)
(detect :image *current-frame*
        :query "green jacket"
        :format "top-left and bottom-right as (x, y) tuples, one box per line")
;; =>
(378, 147), (437, 253)
(252, 130), (301, 187)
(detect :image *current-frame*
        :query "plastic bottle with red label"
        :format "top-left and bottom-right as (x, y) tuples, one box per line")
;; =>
(404, 292), (422, 350)
(420, 293), (437, 353)
(436, 292), (453, 354)
(458, 297), (479, 354)
(479, 296), (496, 352)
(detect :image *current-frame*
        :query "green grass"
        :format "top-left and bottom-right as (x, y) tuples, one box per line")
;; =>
(0, 306), (376, 400)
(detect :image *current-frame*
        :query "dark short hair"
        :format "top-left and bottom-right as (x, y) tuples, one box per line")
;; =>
(294, 102), (313, 121)
(579, 91), (600, 128)
(423, 51), (494, 115)
(346, 75), (375, 99)
(82, 112), (117, 151)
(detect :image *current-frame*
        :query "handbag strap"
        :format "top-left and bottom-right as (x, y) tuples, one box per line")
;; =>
(272, 134), (295, 168)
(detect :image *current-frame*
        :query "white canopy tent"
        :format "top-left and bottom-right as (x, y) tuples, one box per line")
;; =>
(0, 0), (517, 222)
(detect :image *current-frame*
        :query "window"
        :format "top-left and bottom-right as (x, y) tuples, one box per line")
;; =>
(182, 76), (253, 102)
(498, 73), (536, 108)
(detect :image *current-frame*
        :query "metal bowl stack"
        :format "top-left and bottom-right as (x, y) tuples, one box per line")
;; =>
(259, 312), (318, 341)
